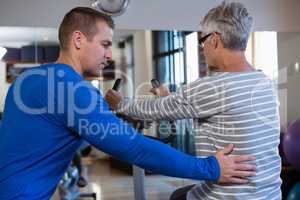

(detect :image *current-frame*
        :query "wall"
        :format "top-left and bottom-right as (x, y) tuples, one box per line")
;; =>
(0, 30), (155, 112)
(133, 30), (153, 96)
(133, 30), (157, 137)
(0, 0), (299, 31)
(0, 62), (10, 112)
(277, 32), (300, 128)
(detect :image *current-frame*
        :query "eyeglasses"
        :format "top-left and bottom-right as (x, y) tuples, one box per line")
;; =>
(198, 33), (212, 48)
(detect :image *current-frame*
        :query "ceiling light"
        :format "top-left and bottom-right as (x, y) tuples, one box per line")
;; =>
(91, 0), (130, 17)
(0, 47), (7, 60)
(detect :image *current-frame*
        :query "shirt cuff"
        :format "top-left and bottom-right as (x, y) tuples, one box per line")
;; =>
(206, 155), (221, 181)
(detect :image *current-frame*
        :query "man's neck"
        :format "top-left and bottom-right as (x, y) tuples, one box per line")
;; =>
(55, 51), (83, 75)
(216, 50), (254, 72)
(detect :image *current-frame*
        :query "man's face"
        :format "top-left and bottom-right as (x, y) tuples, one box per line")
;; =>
(80, 21), (113, 77)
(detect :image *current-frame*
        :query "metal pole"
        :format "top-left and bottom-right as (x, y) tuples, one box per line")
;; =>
(133, 165), (147, 200)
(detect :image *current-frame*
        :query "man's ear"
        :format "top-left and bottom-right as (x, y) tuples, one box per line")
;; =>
(213, 32), (223, 49)
(72, 31), (83, 49)
(211, 32), (219, 49)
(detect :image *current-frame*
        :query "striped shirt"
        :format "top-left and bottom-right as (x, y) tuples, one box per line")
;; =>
(118, 71), (282, 200)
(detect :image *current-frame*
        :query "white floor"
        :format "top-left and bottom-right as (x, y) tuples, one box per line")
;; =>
(52, 158), (197, 200)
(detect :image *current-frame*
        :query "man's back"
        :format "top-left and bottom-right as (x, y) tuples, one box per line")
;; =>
(0, 63), (225, 200)
(0, 64), (84, 200)
(188, 72), (282, 199)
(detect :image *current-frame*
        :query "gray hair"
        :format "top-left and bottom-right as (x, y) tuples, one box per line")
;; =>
(201, 1), (253, 51)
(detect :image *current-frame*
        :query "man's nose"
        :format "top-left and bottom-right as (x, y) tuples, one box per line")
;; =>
(105, 48), (112, 61)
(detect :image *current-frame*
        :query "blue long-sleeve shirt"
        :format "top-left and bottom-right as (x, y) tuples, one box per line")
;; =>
(0, 63), (220, 200)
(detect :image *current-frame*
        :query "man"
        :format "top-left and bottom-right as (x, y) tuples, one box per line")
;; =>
(105, 2), (281, 200)
(0, 7), (255, 200)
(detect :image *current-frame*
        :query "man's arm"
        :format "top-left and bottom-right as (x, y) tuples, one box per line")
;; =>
(61, 81), (255, 183)
(105, 78), (229, 121)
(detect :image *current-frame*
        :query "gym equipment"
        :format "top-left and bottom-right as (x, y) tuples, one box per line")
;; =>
(151, 78), (160, 88)
(59, 166), (81, 200)
(287, 182), (300, 200)
(58, 152), (96, 200)
(110, 78), (146, 200)
(151, 79), (177, 141)
(283, 118), (300, 171)
(110, 78), (176, 200)
(112, 78), (123, 91)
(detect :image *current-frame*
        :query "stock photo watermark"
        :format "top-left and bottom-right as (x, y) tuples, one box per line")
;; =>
(9, 66), (287, 139)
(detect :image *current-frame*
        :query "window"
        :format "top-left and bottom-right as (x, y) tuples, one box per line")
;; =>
(153, 31), (186, 91)
(246, 32), (278, 80)
(153, 31), (197, 154)
(185, 32), (200, 83)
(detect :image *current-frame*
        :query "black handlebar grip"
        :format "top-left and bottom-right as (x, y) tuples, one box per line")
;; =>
(151, 79), (160, 88)
(112, 78), (122, 91)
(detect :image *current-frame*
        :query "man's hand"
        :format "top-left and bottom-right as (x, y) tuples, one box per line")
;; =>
(215, 144), (256, 184)
(150, 85), (171, 97)
(105, 89), (123, 111)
